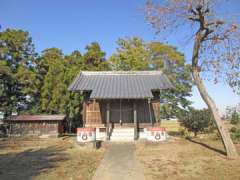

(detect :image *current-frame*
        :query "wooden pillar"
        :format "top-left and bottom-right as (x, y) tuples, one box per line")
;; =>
(93, 99), (96, 124)
(152, 101), (161, 125)
(82, 100), (86, 127)
(119, 99), (122, 124)
(106, 101), (110, 140)
(148, 98), (153, 127)
(134, 101), (138, 140)
(159, 90), (161, 126)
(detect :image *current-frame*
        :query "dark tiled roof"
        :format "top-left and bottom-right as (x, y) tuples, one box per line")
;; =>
(5, 115), (66, 121)
(68, 71), (173, 99)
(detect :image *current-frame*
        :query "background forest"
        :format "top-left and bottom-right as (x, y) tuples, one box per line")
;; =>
(0, 28), (192, 128)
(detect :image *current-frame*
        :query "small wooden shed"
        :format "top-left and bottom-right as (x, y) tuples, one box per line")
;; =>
(5, 115), (65, 137)
(69, 71), (173, 140)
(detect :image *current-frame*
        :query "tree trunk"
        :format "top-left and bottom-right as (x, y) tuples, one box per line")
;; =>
(192, 69), (238, 158)
(192, 33), (238, 159)
(68, 119), (72, 133)
(194, 131), (197, 137)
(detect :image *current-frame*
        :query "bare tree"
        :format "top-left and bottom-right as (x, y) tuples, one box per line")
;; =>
(145, 0), (240, 158)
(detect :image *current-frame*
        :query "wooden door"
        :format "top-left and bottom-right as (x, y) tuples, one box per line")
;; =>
(110, 100), (133, 123)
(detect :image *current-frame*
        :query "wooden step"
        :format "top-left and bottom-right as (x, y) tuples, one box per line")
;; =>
(110, 128), (134, 141)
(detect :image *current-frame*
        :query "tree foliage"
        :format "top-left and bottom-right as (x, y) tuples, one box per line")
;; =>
(0, 29), (36, 115)
(149, 42), (192, 117)
(83, 42), (110, 71)
(230, 111), (240, 125)
(178, 108), (213, 136)
(0, 29), (111, 129)
(0, 28), (192, 132)
(110, 37), (150, 70)
(110, 37), (193, 116)
(39, 48), (68, 114)
(225, 104), (240, 124)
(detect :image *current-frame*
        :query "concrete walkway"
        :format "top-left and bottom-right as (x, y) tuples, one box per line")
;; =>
(92, 142), (145, 180)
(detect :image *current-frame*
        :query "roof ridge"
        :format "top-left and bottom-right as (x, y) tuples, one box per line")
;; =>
(81, 71), (163, 75)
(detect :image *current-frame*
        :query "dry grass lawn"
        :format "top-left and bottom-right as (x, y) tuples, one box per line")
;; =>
(136, 138), (240, 180)
(0, 137), (106, 180)
(161, 120), (181, 132)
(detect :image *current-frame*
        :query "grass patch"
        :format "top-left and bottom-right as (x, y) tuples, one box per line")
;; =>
(161, 120), (180, 132)
(0, 137), (106, 180)
(136, 138), (240, 180)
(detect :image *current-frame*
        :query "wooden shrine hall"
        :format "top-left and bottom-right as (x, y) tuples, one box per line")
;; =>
(68, 71), (173, 140)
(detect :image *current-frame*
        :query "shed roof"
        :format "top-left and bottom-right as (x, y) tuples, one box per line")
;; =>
(68, 71), (173, 99)
(5, 115), (66, 121)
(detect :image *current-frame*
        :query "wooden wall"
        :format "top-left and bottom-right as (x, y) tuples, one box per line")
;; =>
(85, 101), (103, 125)
(8, 121), (63, 136)
(84, 99), (161, 126)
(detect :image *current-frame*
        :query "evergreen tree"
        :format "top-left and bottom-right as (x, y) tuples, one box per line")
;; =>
(0, 29), (36, 115)
(39, 48), (67, 114)
(110, 38), (149, 70)
(178, 108), (213, 137)
(148, 42), (192, 117)
(83, 42), (110, 70)
(110, 37), (193, 116)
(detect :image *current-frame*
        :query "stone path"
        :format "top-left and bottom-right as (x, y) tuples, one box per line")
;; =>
(92, 142), (145, 180)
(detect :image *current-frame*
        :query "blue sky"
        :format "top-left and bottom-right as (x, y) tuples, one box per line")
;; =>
(1, 0), (239, 114)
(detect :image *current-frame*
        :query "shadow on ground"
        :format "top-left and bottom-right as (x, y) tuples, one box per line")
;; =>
(0, 146), (68, 180)
(186, 137), (227, 156)
(167, 131), (182, 137)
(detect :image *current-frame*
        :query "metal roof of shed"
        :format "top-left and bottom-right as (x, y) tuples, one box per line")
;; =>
(68, 71), (173, 99)
(5, 115), (66, 121)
